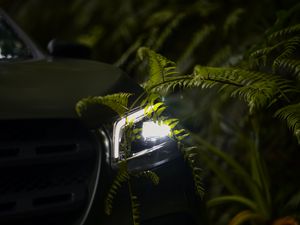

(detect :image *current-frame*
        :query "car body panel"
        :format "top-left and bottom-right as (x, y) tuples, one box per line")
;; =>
(0, 58), (142, 119)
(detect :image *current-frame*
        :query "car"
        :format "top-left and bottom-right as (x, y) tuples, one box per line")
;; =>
(0, 9), (206, 225)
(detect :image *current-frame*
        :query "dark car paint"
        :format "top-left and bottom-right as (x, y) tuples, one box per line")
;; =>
(0, 58), (143, 120)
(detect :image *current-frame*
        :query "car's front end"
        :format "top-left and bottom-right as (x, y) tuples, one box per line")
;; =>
(0, 9), (205, 225)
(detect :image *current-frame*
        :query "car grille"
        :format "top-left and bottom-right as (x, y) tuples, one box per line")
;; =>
(0, 119), (100, 225)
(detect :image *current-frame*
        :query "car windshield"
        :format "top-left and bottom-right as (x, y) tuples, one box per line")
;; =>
(0, 16), (32, 61)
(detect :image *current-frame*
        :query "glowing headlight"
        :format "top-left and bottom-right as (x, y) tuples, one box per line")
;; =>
(142, 121), (171, 141)
(112, 109), (172, 161)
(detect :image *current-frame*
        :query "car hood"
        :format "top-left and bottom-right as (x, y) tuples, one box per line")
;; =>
(0, 58), (142, 120)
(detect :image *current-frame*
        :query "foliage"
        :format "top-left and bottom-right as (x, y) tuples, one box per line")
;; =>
(134, 7), (300, 223)
(76, 93), (132, 116)
(6, 0), (299, 224)
(275, 103), (300, 143)
(137, 16), (300, 143)
(75, 83), (197, 225)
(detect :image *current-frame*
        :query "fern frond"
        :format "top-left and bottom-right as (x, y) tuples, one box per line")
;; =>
(76, 93), (133, 116)
(249, 40), (285, 59)
(182, 146), (205, 198)
(190, 1), (219, 17)
(137, 171), (159, 185)
(153, 13), (185, 51)
(208, 45), (232, 66)
(131, 195), (140, 225)
(275, 103), (300, 143)
(275, 59), (300, 80)
(141, 94), (167, 120)
(178, 24), (215, 70)
(193, 66), (285, 113)
(268, 24), (300, 42)
(223, 8), (245, 35)
(145, 10), (174, 28)
(151, 65), (293, 113)
(149, 75), (193, 94)
(105, 162), (129, 215)
(137, 47), (177, 90)
(273, 36), (300, 69)
(115, 36), (144, 67)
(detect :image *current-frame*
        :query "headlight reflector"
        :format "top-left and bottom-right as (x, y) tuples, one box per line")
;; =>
(112, 109), (173, 161)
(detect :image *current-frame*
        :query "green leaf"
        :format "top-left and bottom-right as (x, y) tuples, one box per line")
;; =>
(275, 103), (300, 143)
(207, 195), (257, 211)
(137, 47), (177, 91)
(105, 162), (129, 215)
(76, 93), (133, 116)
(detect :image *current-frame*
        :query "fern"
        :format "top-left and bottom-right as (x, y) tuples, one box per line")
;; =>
(137, 47), (178, 90)
(182, 146), (205, 198)
(248, 22), (300, 71)
(105, 161), (129, 215)
(208, 45), (232, 66)
(223, 8), (245, 35)
(76, 93), (133, 116)
(135, 171), (160, 185)
(275, 103), (300, 143)
(275, 59), (300, 80)
(130, 195), (140, 225)
(192, 66), (293, 113)
(249, 40), (285, 60)
(273, 36), (300, 69)
(145, 10), (174, 28)
(178, 24), (215, 70)
(268, 24), (300, 42)
(153, 13), (185, 51)
(147, 63), (292, 114)
(139, 48), (295, 114)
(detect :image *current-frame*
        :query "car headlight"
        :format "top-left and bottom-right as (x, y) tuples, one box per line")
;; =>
(112, 108), (179, 170)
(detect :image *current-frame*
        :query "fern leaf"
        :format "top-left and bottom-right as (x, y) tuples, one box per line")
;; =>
(193, 66), (277, 113)
(149, 75), (193, 94)
(137, 171), (160, 185)
(273, 36), (300, 69)
(153, 13), (185, 51)
(191, 1), (219, 17)
(268, 24), (300, 42)
(105, 162), (129, 215)
(275, 103), (300, 143)
(208, 45), (232, 66)
(249, 40), (285, 59)
(76, 93), (133, 116)
(131, 195), (140, 225)
(137, 47), (177, 90)
(145, 10), (174, 28)
(178, 25), (215, 71)
(223, 8), (245, 35)
(182, 146), (205, 198)
(275, 59), (300, 80)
